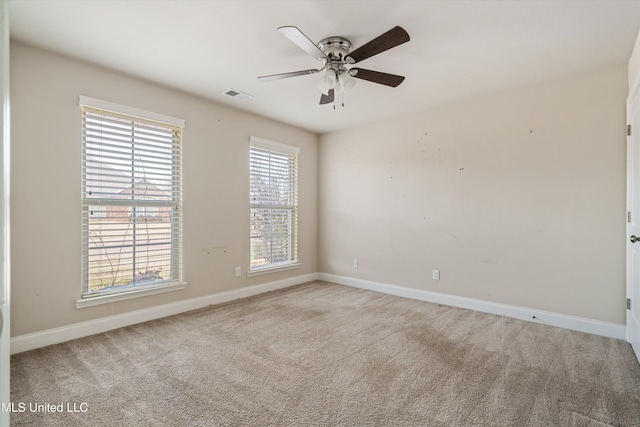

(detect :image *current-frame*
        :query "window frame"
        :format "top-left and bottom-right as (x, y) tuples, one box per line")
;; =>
(248, 136), (300, 276)
(77, 96), (186, 307)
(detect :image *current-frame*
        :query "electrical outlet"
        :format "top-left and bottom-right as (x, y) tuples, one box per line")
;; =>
(353, 259), (358, 268)
(235, 267), (241, 277)
(432, 270), (440, 281)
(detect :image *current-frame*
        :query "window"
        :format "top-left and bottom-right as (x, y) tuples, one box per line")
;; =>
(249, 137), (300, 273)
(80, 96), (184, 300)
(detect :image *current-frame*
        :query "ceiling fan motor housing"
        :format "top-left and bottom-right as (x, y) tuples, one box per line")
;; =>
(318, 37), (352, 63)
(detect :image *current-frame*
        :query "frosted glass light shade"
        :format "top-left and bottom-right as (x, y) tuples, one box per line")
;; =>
(338, 70), (356, 91)
(319, 70), (336, 92)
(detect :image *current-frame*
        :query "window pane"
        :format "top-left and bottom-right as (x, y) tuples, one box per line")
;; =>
(83, 110), (179, 203)
(249, 207), (295, 268)
(86, 205), (173, 293)
(82, 104), (183, 297)
(249, 148), (296, 206)
(249, 141), (298, 270)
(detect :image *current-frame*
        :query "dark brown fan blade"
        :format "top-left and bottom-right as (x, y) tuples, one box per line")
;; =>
(351, 68), (405, 87)
(319, 89), (334, 105)
(347, 26), (410, 64)
(257, 69), (321, 82)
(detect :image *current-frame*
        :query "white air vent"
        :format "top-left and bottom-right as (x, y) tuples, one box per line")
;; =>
(224, 89), (253, 101)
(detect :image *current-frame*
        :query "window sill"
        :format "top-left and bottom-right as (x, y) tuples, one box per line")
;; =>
(75, 281), (187, 309)
(247, 263), (301, 277)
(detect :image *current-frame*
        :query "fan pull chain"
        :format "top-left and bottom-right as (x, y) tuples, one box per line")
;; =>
(333, 93), (346, 109)
(332, 92), (347, 109)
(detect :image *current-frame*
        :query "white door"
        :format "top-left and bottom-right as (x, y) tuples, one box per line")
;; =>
(0, 1), (10, 426)
(627, 81), (640, 365)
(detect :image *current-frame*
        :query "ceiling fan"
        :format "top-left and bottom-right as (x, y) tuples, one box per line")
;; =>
(257, 26), (410, 105)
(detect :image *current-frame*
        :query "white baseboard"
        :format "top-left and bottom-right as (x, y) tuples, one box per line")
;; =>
(12, 271), (626, 354)
(11, 273), (319, 354)
(319, 273), (626, 340)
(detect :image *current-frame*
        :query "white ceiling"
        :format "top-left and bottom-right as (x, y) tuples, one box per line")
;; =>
(8, 0), (640, 134)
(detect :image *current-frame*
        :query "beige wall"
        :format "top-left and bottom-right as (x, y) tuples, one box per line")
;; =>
(319, 66), (628, 324)
(10, 42), (318, 336)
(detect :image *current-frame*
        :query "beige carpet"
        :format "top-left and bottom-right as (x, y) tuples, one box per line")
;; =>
(10, 281), (640, 426)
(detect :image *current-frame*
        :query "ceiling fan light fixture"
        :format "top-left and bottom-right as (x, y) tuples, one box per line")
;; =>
(338, 70), (356, 92)
(318, 69), (337, 92)
(317, 80), (330, 96)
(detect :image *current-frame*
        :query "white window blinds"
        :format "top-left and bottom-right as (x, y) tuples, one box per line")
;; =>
(249, 137), (299, 270)
(80, 97), (184, 297)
